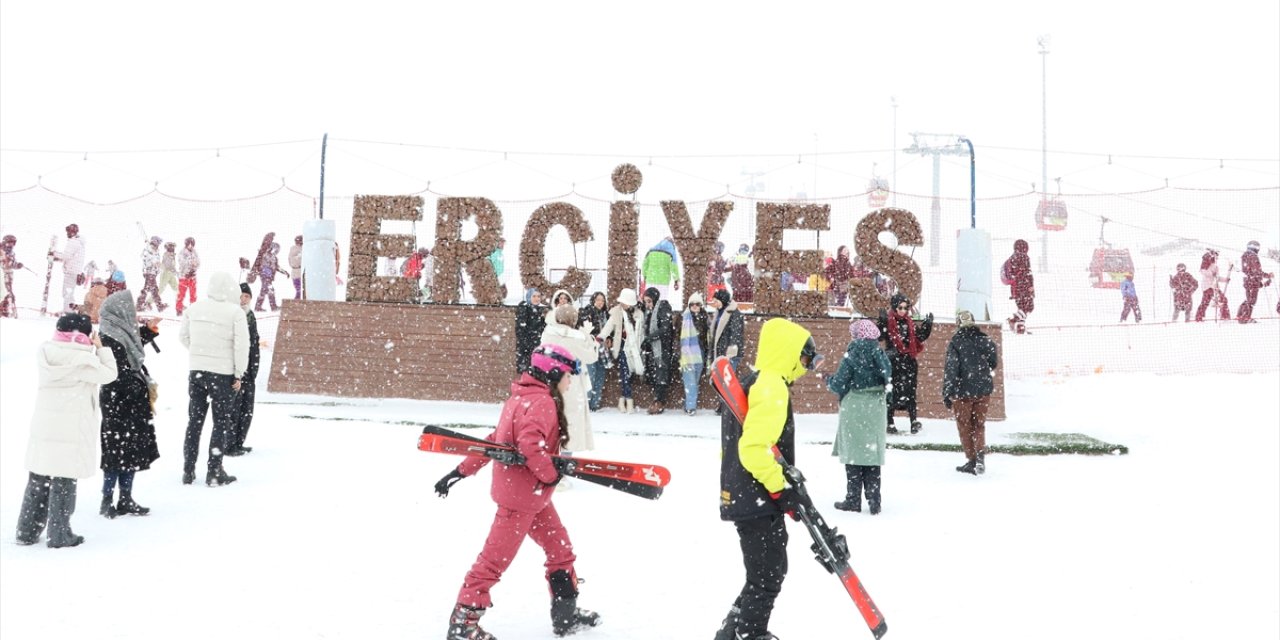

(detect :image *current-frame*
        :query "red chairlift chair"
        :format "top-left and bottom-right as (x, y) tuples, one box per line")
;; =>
(1087, 217), (1134, 289)
(1035, 197), (1068, 231)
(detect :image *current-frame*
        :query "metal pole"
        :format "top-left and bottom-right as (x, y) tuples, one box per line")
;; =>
(1039, 37), (1050, 272)
(318, 132), (329, 220)
(959, 137), (976, 228)
(891, 97), (898, 206)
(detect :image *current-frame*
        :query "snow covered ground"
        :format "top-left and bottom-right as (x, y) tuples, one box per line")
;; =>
(1, 313), (1277, 640)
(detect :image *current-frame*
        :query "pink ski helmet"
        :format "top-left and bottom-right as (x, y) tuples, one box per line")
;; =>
(530, 343), (580, 382)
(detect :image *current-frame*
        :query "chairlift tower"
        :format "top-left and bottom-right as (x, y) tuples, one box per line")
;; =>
(904, 132), (967, 267)
(1039, 35), (1051, 273)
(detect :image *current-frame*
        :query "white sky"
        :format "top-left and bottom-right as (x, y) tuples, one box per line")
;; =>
(3, 0), (1277, 162)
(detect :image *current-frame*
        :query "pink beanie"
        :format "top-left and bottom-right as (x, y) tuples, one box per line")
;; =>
(851, 319), (880, 341)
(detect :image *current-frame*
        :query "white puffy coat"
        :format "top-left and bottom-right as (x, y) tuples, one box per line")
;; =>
(179, 271), (250, 377)
(599, 303), (646, 377)
(540, 321), (600, 452)
(25, 340), (118, 479)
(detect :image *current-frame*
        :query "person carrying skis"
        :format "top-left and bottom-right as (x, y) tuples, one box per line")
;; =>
(1169, 263), (1198, 322)
(136, 235), (167, 312)
(50, 223), (86, 313)
(435, 343), (601, 640)
(1119, 273), (1142, 323)
(877, 293), (934, 434)
(1, 234), (22, 318)
(715, 317), (820, 640)
(1238, 240), (1273, 324)
(1195, 249), (1231, 322)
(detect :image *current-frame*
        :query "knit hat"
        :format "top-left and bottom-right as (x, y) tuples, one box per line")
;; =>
(851, 319), (879, 340)
(956, 309), (976, 327)
(616, 288), (638, 306)
(530, 343), (580, 383)
(687, 292), (705, 306)
(56, 312), (93, 337)
(240, 283), (252, 295)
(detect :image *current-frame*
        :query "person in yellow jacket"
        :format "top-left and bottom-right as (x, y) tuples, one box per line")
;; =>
(715, 317), (820, 640)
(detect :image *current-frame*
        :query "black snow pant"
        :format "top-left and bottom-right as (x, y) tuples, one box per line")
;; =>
(844, 464), (882, 511)
(184, 371), (236, 474)
(15, 473), (79, 546)
(230, 380), (257, 449)
(730, 515), (789, 636)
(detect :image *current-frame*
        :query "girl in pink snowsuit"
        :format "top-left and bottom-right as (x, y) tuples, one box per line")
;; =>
(435, 343), (601, 640)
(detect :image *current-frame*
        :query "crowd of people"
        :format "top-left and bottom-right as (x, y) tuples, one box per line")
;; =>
(14, 267), (262, 549)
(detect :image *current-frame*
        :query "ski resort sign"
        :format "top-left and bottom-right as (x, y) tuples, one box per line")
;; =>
(344, 164), (923, 318)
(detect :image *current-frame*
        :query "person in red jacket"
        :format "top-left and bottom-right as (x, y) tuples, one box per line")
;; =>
(1168, 263), (1199, 323)
(1238, 240), (1274, 324)
(434, 343), (601, 640)
(1004, 239), (1035, 334)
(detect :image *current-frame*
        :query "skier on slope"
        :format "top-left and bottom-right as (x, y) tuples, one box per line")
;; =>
(715, 317), (820, 640)
(1, 234), (22, 318)
(434, 343), (602, 640)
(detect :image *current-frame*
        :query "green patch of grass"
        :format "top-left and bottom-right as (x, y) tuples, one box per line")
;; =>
(883, 432), (1128, 456)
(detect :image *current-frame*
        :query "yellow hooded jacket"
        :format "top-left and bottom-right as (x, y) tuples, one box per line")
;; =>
(719, 317), (812, 521)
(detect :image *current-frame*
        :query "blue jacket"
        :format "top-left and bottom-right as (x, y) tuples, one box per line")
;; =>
(1120, 279), (1137, 299)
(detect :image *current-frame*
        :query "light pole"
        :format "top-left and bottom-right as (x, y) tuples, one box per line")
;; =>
(1038, 35), (1050, 272)
(891, 96), (898, 206)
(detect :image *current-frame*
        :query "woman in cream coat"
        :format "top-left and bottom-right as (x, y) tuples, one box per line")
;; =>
(540, 303), (599, 452)
(598, 288), (646, 413)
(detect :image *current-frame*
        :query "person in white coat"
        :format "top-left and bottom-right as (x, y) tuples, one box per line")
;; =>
(179, 271), (250, 487)
(50, 223), (86, 313)
(541, 303), (599, 453)
(598, 288), (645, 413)
(15, 313), (118, 547)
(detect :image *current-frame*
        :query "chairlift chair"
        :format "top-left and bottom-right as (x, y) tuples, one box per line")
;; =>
(1035, 197), (1069, 231)
(1087, 217), (1134, 288)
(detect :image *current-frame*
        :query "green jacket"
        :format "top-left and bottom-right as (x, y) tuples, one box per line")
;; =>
(641, 249), (679, 286)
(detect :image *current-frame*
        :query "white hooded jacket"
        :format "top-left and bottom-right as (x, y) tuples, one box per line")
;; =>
(179, 271), (250, 377)
(25, 339), (118, 479)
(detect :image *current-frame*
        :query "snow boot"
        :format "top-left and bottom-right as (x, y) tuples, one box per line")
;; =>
(182, 470), (196, 485)
(886, 424), (900, 435)
(618, 397), (627, 412)
(446, 604), (496, 640)
(974, 452), (986, 475)
(46, 478), (84, 549)
(713, 605), (741, 640)
(15, 473), (51, 545)
(909, 420), (923, 434)
(206, 466), (237, 487)
(834, 500), (861, 512)
(835, 464), (862, 512)
(735, 631), (780, 640)
(625, 398), (635, 414)
(647, 400), (665, 415)
(99, 494), (117, 519)
(548, 569), (601, 636)
(956, 458), (977, 475)
(116, 491), (150, 516)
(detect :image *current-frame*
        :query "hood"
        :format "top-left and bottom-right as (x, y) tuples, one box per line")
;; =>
(650, 238), (677, 259)
(889, 293), (911, 310)
(1014, 239), (1029, 253)
(753, 317), (812, 384)
(551, 289), (572, 307)
(523, 287), (540, 305)
(37, 340), (96, 382)
(207, 271), (238, 303)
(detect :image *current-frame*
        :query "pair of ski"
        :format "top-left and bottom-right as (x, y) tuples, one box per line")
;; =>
(416, 426), (670, 500)
(710, 356), (889, 639)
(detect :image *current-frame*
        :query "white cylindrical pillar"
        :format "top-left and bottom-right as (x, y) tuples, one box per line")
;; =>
(956, 228), (993, 321)
(302, 219), (337, 301)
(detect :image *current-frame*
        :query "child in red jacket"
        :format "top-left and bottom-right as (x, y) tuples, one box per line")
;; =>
(435, 343), (601, 640)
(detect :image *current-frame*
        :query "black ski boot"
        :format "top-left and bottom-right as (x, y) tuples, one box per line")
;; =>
(446, 604), (495, 640)
(549, 569), (601, 636)
(956, 458), (977, 475)
(713, 605), (741, 640)
(974, 452), (986, 475)
(99, 495), (117, 519)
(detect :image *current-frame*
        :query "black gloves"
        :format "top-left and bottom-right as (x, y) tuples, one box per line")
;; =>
(434, 468), (466, 498)
(771, 488), (804, 521)
(552, 457), (577, 476)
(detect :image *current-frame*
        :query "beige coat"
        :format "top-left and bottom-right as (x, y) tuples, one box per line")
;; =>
(26, 340), (118, 479)
(599, 303), (646, 377)
(540, 321), (599, 451)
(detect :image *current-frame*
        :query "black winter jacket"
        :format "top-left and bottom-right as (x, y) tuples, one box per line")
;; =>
(514, 301), (546, 374)
(99, 335), (160, 472)
(942, 325), (998, 405)
(719, 370), (796, 522)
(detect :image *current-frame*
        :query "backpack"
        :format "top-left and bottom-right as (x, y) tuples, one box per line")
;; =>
(1000, 257), (1015, 286)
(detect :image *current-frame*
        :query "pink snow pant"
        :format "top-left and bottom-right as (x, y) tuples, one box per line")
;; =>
(456, 503), (576, 609)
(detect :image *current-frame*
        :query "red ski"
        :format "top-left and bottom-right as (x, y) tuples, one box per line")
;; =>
(710, 356), (889, 639)
(417, 425), (670, 500)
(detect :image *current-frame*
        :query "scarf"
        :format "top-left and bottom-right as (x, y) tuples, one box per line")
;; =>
(679, 310), (703, 368)
(99, 291), (148, 379)
(886, 313), (922, 359)
(53, 330), (93, 346)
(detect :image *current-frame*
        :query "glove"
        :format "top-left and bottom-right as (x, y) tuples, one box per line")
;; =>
(925, 312), (934, 322)
(553, 457), (578, 476)
(770, 488), (803, 521)
(885, 383), (893, 395)
(434, 468), (466, 498)
(944, 396), (953, 410)
(581, 320), (594, 334)
(726, 345), (738, 358)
